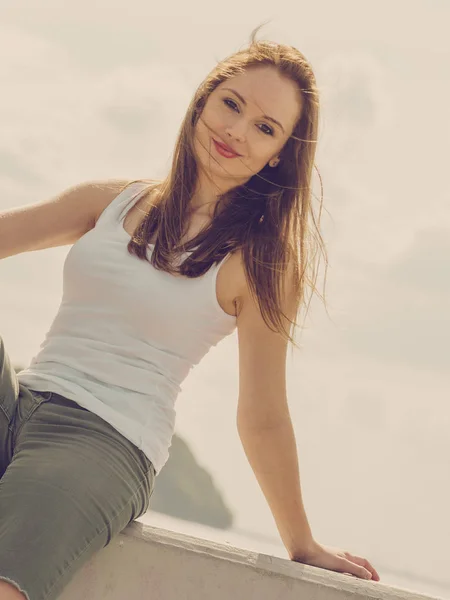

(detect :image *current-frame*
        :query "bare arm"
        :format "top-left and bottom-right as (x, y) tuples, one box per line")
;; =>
(238, 416), (314, 557)
(236, 262), (381, 581)
(0, 179), (132, 260)
(236, 262), (314, 558)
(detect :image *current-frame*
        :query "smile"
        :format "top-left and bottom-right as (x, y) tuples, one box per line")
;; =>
(212, 138), (241, 158)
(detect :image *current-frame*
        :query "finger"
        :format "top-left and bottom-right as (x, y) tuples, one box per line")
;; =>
(341, 558), (372, 580)
(364, 562), (380, 581)
(345, 553), (380, 581)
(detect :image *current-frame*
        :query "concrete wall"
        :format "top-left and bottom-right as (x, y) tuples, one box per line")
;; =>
(59, 521), (443, 600)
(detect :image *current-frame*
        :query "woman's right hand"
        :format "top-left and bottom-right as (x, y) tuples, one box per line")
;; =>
(290, 539), (380, 582)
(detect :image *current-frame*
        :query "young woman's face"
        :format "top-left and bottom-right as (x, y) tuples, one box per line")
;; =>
(193, 66), (303, 186)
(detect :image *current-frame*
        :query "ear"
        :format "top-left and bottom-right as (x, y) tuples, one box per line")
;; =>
(268, 157), (280, 168)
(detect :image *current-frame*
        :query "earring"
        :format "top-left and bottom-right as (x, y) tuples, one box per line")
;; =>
(269, 158), (280, 168)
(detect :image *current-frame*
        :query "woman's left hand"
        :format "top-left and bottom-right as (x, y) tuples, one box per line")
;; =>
(289, 539), (381, 582)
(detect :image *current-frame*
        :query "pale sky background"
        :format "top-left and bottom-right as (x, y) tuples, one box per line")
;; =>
(1, 1), (449, 597)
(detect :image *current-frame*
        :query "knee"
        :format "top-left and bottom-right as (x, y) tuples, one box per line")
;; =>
(0, 578), (29, 600)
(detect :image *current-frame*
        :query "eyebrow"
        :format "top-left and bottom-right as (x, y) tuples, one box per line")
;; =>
(222, 87), (285, 133)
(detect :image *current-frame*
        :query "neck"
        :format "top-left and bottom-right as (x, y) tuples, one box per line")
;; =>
(189, 169), (243, 218)
(188, 180), (220, 218)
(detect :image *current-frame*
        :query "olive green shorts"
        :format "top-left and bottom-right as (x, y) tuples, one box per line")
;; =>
(0, 335), (156, 600)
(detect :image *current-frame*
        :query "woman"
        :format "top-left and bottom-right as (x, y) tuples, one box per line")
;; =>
(0, 28), (380, 600)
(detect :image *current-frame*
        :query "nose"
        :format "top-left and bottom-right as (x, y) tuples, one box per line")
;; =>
(225, 120), (247, 143)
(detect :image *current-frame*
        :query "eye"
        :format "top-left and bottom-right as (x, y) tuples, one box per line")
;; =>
(223, 98), (239, 112)
(223, 97), (274, 136)
(259, 124), (274, 136)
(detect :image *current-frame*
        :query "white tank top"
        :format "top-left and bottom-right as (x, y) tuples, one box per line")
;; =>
(17, 182), (237, 474)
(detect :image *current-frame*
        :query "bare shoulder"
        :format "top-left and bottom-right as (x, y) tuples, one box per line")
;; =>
(231, 248), (297, 323)
(218, 246), (297, 321)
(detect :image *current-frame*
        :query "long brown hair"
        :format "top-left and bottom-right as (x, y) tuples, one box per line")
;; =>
(119, 25), (328, 349)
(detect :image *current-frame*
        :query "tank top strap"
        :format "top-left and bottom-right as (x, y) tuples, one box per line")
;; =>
(96, 181), (152, 228)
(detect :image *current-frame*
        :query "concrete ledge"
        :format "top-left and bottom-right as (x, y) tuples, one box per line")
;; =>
(60, 521), (443, 600)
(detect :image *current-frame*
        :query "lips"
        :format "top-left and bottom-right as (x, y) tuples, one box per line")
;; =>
(212, 138), (241, 157)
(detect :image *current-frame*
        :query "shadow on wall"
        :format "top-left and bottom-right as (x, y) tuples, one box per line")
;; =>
(151, 434), (234, 529)
(14, 364), (234, 530)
